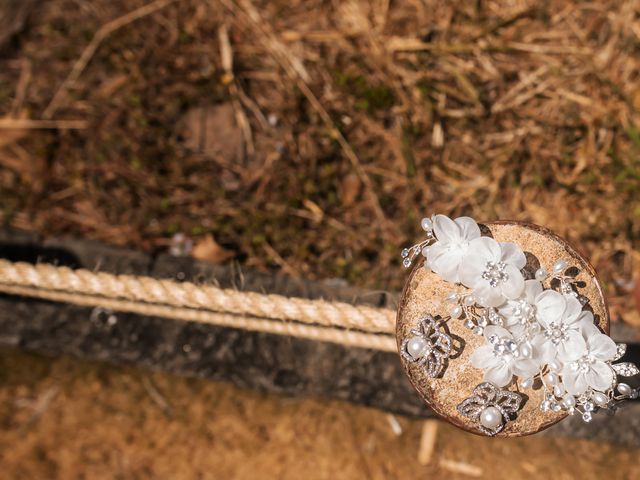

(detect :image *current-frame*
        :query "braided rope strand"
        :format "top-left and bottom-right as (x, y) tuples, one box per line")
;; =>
(0, 259), (397, 338)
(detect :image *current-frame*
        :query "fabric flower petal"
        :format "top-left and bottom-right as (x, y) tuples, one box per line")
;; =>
(470, 345), (495, 369)
(561, 367), (588, 395)
(454, 216), (481, 241)
(433, 214), (460, 243)
(459, 253), (488, 288)
(561, 295), (583, 324)
(513, 358), (539, 379)
(556, 330), (586, 361)
(500, 264), (524, 300)
(483, 325), (511, 341)
(535, 290), (566, 328)
(586, 361), (614, 392)
(428, 244), (463, 283)
(484, 362), (512, 387)
(474, 282), (505, 308)
(580, 318), (601, 338)
(465, 237), (501, 263)
(523, 279), (543, 303)
(500, 242), (526, 269)
(587, 333), (617, 361)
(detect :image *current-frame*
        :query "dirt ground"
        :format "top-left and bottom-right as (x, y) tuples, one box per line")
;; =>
(0, 348), (638, 480)
(2, 1), (640, 478)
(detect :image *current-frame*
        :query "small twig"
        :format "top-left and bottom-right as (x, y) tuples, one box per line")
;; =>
(219, 24), (255, 156)
(11, 58), (31, 116)
(417, 419), (439, 465)
(43, 0), (178, 119)
(0, 118), (88, 129)
(439, 459), (483, 477)
(142, 376), (173, 416)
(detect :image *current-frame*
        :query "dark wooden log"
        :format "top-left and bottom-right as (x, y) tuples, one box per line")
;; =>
(0, 228), (639, 446)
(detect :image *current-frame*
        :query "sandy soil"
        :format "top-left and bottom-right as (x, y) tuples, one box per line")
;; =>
(0, 348), (638, 480)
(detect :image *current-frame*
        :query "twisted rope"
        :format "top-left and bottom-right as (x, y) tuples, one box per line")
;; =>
(0, 260), (397, 351)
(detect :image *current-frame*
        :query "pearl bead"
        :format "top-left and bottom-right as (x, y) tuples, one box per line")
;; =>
(593, 392), (609, 407)
(463, 295), (475, 306)
(545, 372), (559, 386)
(406, 337), (428, 359)
(451, 305), (463, 319)
(446, 292), (458, 303)
(554, 384), (565, 397)
(479, 406), (503, 430)
(519, 343), (532, 358)
(553, 259), (567, 273)
(617, 383), (632, 396)
(562, 394), (576, 408)
(548, 360), (562, 372)
(535, 268), (548, 281)
(421, 217), (433, 231)
(520, 377), (533, 389)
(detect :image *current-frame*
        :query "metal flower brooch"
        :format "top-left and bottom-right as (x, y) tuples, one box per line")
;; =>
(397, 214), (638, 436)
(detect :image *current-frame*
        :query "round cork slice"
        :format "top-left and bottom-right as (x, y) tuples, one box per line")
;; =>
(396, 221), (609, 437)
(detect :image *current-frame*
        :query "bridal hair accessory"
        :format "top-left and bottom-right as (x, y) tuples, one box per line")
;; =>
(397, 215), (638, 437)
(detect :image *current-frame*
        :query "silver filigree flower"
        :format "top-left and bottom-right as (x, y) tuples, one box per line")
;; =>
(456, 382), (523, 436)
(400, 315), (452, 378)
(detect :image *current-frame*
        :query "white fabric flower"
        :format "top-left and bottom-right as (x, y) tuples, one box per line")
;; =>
(531, 291), (590, 364)
(458, 237), (526, 307)
(470, 326), (539, 387)
(561, 324), (617, 395)
(424, 215), (481, 283)
(499, 279), (543, 340)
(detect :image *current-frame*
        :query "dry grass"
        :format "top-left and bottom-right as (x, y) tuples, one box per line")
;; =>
(0, 0), (639, 322)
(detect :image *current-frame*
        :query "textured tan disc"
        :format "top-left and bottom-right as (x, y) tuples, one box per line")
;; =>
(396, 221), (609, 437)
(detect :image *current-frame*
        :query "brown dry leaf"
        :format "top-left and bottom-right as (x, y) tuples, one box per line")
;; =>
(340, 173), (361, 207)
(179, 103), (243, 162)
(191, 234), (235, 264)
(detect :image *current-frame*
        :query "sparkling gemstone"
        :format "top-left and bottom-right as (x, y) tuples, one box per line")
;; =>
(482, 261), (509, 287)
(464, 319), (474, 329)
(488, 334), (499, 345)
(401, 248), (409, 258)
(583, 402), (594, 412)
(494, 343), (507, 355)
(402, 258), (412, 268)
(582, 412), (592, 423)
(473, 326), (484, 335)
(505, 340), (518, 353)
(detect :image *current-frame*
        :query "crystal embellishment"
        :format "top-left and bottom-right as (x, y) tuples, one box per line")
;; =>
(400, 315), (452, 378)
(456, 382), (523, 436)
(612, 362), (640, 377)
